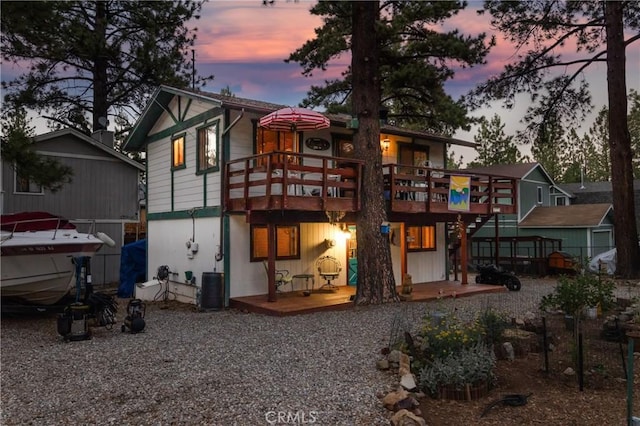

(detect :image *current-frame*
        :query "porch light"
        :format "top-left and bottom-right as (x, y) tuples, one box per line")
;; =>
(381, 139), (390, 152)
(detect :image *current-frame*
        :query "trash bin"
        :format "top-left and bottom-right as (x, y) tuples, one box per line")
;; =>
(201, 272), (224, 310)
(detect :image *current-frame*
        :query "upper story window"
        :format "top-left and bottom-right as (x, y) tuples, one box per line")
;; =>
(407, 225), (436, 251)
(172, 134), (186, 169)
(250, 224), (300, 261)
(257, 128), (299, 165)
(537, 186), (543, 204)
(15, 171), (43, 194)
(398, 144), (430, 174)
(197, 122), (219, 173)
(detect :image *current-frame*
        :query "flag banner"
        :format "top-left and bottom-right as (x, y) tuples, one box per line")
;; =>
(448, 175), (471, 212)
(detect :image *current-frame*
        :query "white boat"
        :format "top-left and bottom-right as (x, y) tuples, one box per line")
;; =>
(1, 212), (112, 305)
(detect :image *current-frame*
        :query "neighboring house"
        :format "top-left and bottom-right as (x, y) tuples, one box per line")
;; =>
(1, 128), (145, 286)
(559, 180), (640, 233)
(465, 163), (614, 274)
(123, 86), (518, 306)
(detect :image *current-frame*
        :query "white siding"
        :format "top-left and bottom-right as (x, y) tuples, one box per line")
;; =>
(146, 217), (223, 291)
(147, 140), (172, 214)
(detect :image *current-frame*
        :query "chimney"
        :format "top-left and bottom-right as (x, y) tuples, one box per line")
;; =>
(91, 130), (115, 149)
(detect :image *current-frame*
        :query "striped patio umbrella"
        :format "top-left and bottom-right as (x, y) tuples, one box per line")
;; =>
(259, 107), (330, 132)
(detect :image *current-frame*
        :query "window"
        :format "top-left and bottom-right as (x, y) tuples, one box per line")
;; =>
(172, 135), (185, 169)
(197, 122), (219, 173)
(398, 144), (429, 174)
(555, 197), (567, 206)
(15, 172), (43, 194)
(406, 225), (436, 251)
(250, 224), (300, 261)
(536, 186), (543, 204)
(257, 128), (298, 165)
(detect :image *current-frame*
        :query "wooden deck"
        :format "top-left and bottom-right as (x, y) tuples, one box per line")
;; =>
(229, 280), (507, 316)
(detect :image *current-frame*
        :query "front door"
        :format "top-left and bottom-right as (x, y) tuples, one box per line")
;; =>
(347, 225), (357, 285)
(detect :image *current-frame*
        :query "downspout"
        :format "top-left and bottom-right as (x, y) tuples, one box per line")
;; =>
(215, 108), (244, 267)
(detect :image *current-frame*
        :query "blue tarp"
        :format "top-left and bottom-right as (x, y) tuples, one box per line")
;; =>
(118, 239), (147, 298)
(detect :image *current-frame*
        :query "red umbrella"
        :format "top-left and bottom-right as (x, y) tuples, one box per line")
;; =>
(259, 107), (330, 132)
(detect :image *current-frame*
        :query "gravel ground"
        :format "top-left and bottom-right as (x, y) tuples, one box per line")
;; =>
(1, 277), (631, 426)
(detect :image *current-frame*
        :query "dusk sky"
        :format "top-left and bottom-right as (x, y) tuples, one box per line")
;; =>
(194, 1), (639, 162)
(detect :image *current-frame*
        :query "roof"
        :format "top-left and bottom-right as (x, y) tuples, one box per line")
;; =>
(519, 204), (613, 227)
(124, 85), (477, 151)
(463, 162), (546, 180)
(33, 128), (145, 171)
(559, 180), (640, 197)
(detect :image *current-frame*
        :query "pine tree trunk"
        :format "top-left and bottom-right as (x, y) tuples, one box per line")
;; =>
(351, 1), (398, 304)
(605, 1), (640, 278)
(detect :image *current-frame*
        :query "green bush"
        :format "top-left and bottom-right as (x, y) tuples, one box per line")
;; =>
(539, 273), (616, 317)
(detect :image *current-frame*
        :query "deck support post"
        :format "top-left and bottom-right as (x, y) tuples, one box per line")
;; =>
(267, 223), (277, 302)
(461, 220), (468, 285)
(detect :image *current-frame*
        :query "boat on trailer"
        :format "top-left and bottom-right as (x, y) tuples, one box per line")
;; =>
(1, 212), (113, 305)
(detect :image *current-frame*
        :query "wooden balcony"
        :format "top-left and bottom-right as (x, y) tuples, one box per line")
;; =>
(382, 164), (518, 219)
(225, 153), (518, 220)
(225, 152), (364, 215)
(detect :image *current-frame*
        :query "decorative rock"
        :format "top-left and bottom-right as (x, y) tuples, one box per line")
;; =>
(390, 409), (427, 426)
(400, 373), (418, 392)
(563, 367), (576, 376)
(394, 396), (419, 411)
(383, 388), (409, 411)
(502, 342), (515, 361)
(377, 359), (390, 370)
(388, 349), (402, 363)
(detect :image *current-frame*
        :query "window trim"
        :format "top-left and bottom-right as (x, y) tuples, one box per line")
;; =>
(406, 225), (437, 252)
(196, 121), (220, 174)
(250, 224), (301, 261)
(171, 133), (186, 170)
(536, 186), (543, 204)
(14, 170), (44, 195)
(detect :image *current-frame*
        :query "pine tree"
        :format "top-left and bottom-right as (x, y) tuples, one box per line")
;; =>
(468, 114), (523, 167)
(1, 1), (212, 133)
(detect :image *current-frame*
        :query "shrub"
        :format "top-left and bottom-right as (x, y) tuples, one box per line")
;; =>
(539, 273), (616, 317)
(476, 308), (510, 347)
(419, 341), (496, 396)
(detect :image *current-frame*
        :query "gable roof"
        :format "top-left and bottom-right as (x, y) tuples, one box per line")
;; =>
(463, 162), (550, 181)
(124, 85), (477, 152)
(519, 203), (613, 227)
(33, 128), (145, 171)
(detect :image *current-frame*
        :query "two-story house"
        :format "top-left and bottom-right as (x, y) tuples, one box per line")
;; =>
(1, 128), (145, 286)
(123, 86), (518, 307)
(465, 163), (614, 275)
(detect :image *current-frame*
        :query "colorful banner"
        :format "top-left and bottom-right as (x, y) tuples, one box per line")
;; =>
(448, 175), (471, 212)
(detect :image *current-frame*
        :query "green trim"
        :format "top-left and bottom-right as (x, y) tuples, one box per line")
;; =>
(171, 133), (187, 170)
(223, 214), (230, 307)
(180, 98), (192, 121)
(146, 109), (223, 144)
(195, 120), (221, 175)
(148, 207), (221, 221)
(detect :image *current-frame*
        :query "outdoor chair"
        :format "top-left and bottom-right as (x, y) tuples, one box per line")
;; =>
(262, 260), (293, 292)
(315, 255), (342, 289)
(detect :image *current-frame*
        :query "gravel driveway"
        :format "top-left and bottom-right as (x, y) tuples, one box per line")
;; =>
(1, 278), (561, 425)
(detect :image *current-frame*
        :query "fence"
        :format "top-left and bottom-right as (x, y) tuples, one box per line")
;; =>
(393, 276), (639, 419)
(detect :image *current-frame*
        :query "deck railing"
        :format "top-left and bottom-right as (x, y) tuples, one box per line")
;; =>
(382, 164), (518, 215)
(225, 153), (517, 216)
(225, 151), (364, 212)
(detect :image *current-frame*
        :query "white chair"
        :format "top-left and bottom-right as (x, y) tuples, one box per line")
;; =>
(262, 260), (293, 292)
(316, 256), (342, 289)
